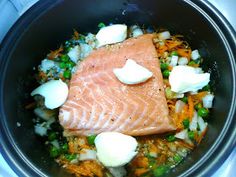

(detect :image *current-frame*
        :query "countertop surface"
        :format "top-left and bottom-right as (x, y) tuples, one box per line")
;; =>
(0, 0), (235, 177)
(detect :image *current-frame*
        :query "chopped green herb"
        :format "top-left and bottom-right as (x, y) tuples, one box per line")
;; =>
(163, 70), (170, 78)
(188, 61), (196, 66)
(153, 165), (170, 177)
(59, 62), (66, 69)
(60, 55), (70, 62)
(194, 102), (203, 110)
(188, 131), (195, 140)
(98, 22), (106, 28)
(166, 134), (176, 142)
(66, 61), (75, 69)
(202, 84), (211, 92)
(197, 108), (209, 118)
(65, 154), (77, 161)
(170, 51), (178, 56)
(160, 63), (168, 71)
(63, 70), (71, 79)
(173, 154), (182, 163)
(48, 132), (57, 141)
(181, 96), (188, 103)
(182, 119), (190, 129)
(61, 143), (69, 153)
(87, 135), (97, 145)
(49, 146), (60, 158)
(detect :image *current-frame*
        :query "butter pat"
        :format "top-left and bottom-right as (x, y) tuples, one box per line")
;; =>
(113, 59), (153, 85)
(31, 79), (68, 109)
(95, 132), (138, 167)
(96, 24), (127, 47)
(169, 66), (210, 93)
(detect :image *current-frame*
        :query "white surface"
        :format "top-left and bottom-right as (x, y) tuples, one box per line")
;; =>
(0, 0), (235, 176)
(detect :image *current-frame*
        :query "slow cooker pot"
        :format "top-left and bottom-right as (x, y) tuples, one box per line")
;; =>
(0, 0), (236, 176)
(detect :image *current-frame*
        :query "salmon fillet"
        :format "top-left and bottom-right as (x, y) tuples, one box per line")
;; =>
(59, 34), (176, 136)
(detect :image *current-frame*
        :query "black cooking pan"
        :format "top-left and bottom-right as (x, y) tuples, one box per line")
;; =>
(0, 0), (236, 176)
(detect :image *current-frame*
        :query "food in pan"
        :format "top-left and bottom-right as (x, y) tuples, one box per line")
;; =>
(29, 23), (214, 177)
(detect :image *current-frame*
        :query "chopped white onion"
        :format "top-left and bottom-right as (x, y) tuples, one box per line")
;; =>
(170, 55), (178, 66)
(80, 43), (93, 58)
(108, 166), (127, 177)
(34, 108), (55, 120)
(51, 140), (60, 149)
(197, 116), (208, 133)
(34, 124), (47, 136)
(68, 45), (80, 63)
(202, 94), (214, 108)
(79, 149), (97, 161)
(130, 25), (143, 37)
(40, 59), (55, 72)
(178, 57), (188, 65)
(189, 111), (198, 131)
(175, 100), (186, 113)
(157, 31), (171, 40)
(175, 129), (188, 140)
(191, 49), (200, 60)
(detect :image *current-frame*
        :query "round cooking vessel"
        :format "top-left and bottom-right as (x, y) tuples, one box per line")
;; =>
(0, 0), (236, 177)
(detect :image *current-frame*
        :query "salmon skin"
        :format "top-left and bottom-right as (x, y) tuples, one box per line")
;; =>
(59, 34), (176, 136)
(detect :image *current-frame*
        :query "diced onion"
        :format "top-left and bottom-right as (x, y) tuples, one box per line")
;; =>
(197, 116), (208, 133)
(170, 55), (178, 66)
(68, 45), (80, 63)
(34, 124), (47, 136)
(130, 25), (143, 37)
(175, 100), (186, 113)
(157, 31), (171, 40)
(40, 59), (55, 72)
(189, 111), (198, 131)
(175, 129), (188, 140)
(202, 94), (214, 108)
(108, 166), (127, 177)
(191, 49), (200, 60)
(51, 140), (60, 149)
(79, 149), (97, 161)
(178, 57), (188, 65)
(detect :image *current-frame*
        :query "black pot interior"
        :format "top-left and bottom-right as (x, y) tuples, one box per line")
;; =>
(0, 0), (236, 177)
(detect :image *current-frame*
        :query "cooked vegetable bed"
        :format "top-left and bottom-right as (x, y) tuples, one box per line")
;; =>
(29, 23), (214, 177)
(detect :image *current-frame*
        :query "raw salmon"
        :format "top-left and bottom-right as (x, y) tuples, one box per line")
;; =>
(59, 34), (176, 136)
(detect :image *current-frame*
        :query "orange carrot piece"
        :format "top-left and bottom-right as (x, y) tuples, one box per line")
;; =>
(177, 48), (192, 59)
(73, 29), (79, 40)
(188, 96), (194, 120)
(165, 40), (183, 50)
(47, 46), (63, 60)
(134, 168), (149, 176)
(157, 45), (168, 54)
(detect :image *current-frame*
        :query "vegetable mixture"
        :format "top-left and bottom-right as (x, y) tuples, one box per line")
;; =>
(28, 23), (214, 177)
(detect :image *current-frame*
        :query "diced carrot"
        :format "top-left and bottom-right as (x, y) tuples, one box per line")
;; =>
(73, 29), (79, 40)
(134, 168), (149, 176)
(168, 65), (173, 71)
(47, 46), (63, 60)
(188, 96), (194, 120)
(165, 40), (183, 50)
(177, 48), (192, 59)
(131, 156), (149, 168)
(157, 45), (168, 54)
(196, 127), (208, 145)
